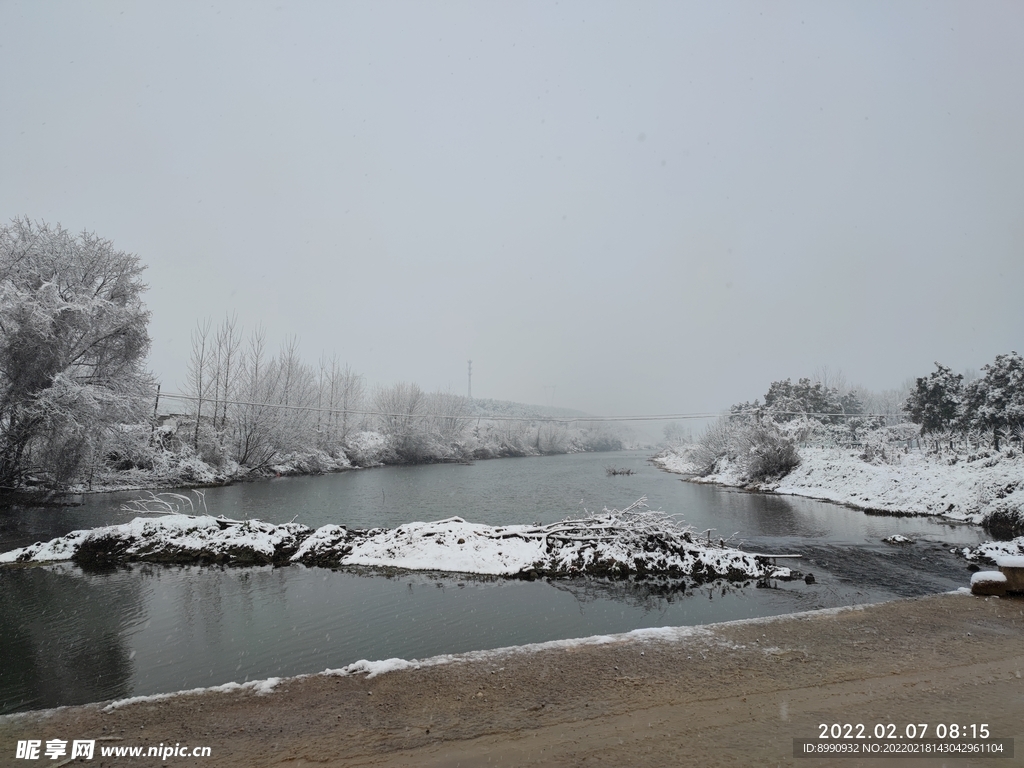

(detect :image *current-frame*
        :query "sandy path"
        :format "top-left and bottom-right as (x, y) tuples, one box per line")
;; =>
(2, 592), (1022, 767)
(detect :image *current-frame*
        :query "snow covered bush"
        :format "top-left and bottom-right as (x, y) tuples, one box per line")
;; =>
(689, 417), (799, 482)
(342, 431), (390, 467)
(735, 423), (800, 481)
(690, 417), (734, 476)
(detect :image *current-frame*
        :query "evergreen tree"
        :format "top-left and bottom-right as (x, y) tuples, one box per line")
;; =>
(903, 363), (963, 435)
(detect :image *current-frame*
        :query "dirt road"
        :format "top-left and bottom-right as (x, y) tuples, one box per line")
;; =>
(2, 592), (1022, 767)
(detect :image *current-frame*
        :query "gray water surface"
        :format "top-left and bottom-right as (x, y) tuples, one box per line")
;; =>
(0, 451), (987, 714)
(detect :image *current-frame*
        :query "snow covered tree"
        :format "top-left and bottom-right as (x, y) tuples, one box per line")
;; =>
(316, 355), (363, 448)
(424, 389), (472, 443)
(903, 363), (963, 435)
(761, 377), (859, 424)
(231, 326), (281, 468)
(662, 421), (690, 445)
(0, 218), (151, 488)
(373, 382), (426, 460)
(960, 352), (1024, 449)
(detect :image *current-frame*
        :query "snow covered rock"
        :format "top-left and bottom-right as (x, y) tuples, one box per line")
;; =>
(970, 570), (1007, 596)
(883, 534), (914, 545)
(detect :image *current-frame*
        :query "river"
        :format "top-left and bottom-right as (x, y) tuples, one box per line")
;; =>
(0, 450), (987, 714)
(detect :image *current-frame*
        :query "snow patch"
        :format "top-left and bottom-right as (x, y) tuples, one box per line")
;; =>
(883, 534), (914, 545)
(961, 536), (1024, 563)
(970, 571), (1007, 585)
(103, 677), (282, 711)
(993, 555), (1024, 569)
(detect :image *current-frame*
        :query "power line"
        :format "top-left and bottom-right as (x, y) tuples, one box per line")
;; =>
(154, 391), (897, 424)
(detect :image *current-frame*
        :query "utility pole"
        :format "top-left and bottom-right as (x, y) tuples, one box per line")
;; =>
(543, 385), (555, 406)
(467, 360), (472, 399)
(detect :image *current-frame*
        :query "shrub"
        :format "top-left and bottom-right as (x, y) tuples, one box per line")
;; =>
(690, 417), (735, 476)
(735, 423), (801, 481)
(690, 417), (800, 481)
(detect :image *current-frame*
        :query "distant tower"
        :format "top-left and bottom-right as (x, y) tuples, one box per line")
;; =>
(467, 360), (473, 399)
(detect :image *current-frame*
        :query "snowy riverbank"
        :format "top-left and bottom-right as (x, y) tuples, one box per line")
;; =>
(0, 500), (790, 581)
(655, 445), (1023, 522)
(654, 444), (1024, 560)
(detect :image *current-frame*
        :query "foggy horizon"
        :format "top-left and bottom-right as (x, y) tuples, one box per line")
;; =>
(2, 2), (1021, 417)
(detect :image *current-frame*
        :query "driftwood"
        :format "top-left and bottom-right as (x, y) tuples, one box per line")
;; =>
(478, 497), (695, 550)
(120, 490), (208, 516)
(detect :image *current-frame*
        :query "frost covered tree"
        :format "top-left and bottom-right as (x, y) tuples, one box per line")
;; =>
(230, 326), (281, 468)
(187, 318), (213, 450)
(761, 378), (860, 424)
(961, 352), (1024, 449)
(0, 218), (151, 488)
(373, 382), (426, 460)
(903, 362), (963, 435)
(662, 421), (690, 445)
(212, 313), (241, 432)
(316, 355), (363, 448)
(424, 389), (472, 443)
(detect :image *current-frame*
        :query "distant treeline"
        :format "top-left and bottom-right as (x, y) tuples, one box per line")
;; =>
(171, 316), (623, 472)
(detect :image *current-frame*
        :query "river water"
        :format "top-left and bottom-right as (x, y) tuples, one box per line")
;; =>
(0, 451), (987, 714)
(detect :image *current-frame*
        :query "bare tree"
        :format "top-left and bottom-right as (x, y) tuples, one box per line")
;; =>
(271, 336), (318, 452)
(425, 389), (472, 443)
(374, 382), (425, 459)
(317, 355), (364, 449)
(812, 365), (849, 395)
(232, 326), (281, 468)
(213, 313), (241, 431)
(186, 319), (213, 450)
(336, 364), (364, 440)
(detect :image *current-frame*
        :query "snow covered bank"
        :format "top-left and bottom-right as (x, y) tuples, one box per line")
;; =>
(0, 500), (789, 581)
(654, 445), (1024, 532)
(0, 514), (311, 566)
(66, 447), (353, 495)
(960, 536), (1024, 564)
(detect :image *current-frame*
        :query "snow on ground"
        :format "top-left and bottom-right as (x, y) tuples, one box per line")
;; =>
(103, 678), (282, 711)
(655, 445), (1024, 526)
(342, 518), (547, 575)
(0, 506), (782, 581)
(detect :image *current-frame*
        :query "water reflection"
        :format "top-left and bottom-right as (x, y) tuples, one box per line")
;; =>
(0, 564), (143, 713)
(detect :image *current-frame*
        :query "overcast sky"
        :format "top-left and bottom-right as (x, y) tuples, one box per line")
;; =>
(2, 1), (1021, 418)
